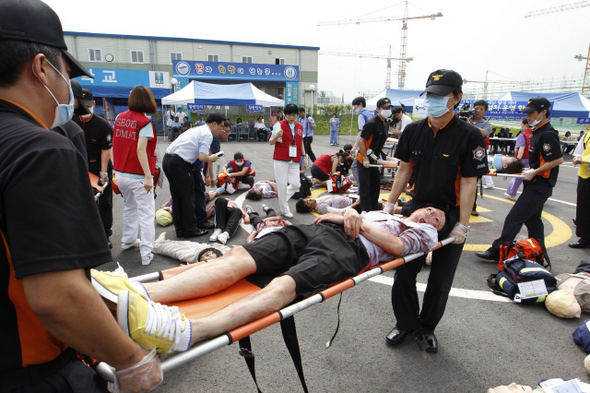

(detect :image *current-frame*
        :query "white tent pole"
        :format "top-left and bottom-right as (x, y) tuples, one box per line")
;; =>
(349, 107), (354, 143)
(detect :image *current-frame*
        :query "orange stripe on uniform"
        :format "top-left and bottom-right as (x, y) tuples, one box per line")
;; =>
(1, 227), (66, 367)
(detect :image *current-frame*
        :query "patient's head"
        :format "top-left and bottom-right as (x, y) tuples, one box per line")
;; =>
(408, 207), (445, 231)
(197, 248), (224, 262)
(245, 188), (262, 200)
(493, 155), (524, 173)
(296, 198), (317, 213)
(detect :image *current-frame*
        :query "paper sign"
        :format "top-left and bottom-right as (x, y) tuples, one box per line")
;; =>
(326, 179), (333, 193)
(547, 378), (584, 393)
(514, 279), (548, 303)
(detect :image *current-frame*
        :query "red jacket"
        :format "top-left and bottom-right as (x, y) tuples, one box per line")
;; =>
(230, 158), (255, 177)
(112, 110), (157, 175)
(314, 154), (335, 175)
(273, 120), (303, 162)
(521, 129), (533, 159)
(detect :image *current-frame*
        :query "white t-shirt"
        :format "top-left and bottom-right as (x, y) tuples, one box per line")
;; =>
(166, 123), (213, 163)
(395, 114), (412, 132)
(314, 195), (354, 214)
(358, 211), (438, 266)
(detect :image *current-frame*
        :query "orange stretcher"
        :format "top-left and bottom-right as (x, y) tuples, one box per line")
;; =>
(95, 236), (455, 383)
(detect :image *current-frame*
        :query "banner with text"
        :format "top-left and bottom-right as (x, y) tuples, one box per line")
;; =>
(285, 82), (299, 106)
(173, 60), (299, 83)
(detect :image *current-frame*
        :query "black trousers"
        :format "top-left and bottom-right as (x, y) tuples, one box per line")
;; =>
(89, 159), (113, 238)
(191, 164), (208, 224)
(163, 153), (199, 237)
(357, 163), (381, 212)
(576, 176), (590, 242)
(392, 202), (462, 333)
(213, 198), (243, 236)
(248, 208), (277, 228)
(303, 136), (316, 162)
(492, 178), (553, 251)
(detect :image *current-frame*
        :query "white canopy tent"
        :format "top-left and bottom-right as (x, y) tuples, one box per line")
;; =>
(161, 81), (284, 107)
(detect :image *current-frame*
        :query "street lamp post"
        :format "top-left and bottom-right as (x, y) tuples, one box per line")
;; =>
(309, 84), (316, 116)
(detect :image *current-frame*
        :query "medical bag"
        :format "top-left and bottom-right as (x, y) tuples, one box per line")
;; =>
(499, 237), (548, 271)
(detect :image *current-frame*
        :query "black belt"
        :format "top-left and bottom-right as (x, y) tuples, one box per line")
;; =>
(0, 347), (75, 391)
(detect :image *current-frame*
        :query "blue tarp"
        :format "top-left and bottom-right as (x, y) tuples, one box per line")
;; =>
(497, 91), (590, 118)
(86, 85), (172, 100)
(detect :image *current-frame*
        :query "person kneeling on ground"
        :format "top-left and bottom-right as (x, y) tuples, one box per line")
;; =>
(220, 152), (255, 190)
(91, 207), (445, 354)
(310, 152), (354, 187)
(245, 180), (278, 200)
(296, 195), (361, 214)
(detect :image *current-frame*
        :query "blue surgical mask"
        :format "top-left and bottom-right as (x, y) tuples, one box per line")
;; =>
(492, 154), (504, 171)
(33, 61), (74, 128)
(423, 95), (451, 118)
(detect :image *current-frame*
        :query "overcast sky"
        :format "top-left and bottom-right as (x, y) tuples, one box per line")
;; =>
(45, 0), (590, 101)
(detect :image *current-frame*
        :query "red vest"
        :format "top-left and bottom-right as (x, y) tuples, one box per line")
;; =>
(112, 110), (157, 175)
(230, 159), (255, 177)
(273, 120), (303, 162)
(314, 154), (335, 175)
(521, 129), (533, 159)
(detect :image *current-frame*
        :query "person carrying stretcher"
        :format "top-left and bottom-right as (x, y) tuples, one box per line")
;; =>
(91, 207), (446, 354)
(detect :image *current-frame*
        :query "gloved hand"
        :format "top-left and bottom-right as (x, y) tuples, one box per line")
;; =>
(522, 169), (537, 181)
(363, 157), (370, 168)
(115, 349), (163, 393)
(99, 171), (108, 184)
(449, 222), (468, 244)
(383, 201), (398, 215)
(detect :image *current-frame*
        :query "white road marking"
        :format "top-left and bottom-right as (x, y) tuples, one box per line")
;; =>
(488, 186), (577, 207)
(369, 275), (511, 303)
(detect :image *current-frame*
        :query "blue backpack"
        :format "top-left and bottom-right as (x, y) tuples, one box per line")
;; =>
(487, 256), (557, 304)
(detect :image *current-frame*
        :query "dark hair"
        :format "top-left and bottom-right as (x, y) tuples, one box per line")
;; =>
(296, 198), (313, 213)
(473, 99), (488, 111)
(237, 117), (242, 123)
(245, 188), (262, 200)
(343, 156), (354, 170)
(234, 152), (244, 160)
(128, 85), (157, 114)
(352, 96), (366, 107)
(332, 112), (337, 117)
(497, 158), (524, 174)
(545, 109), (551, 117)
(197, 247), (224, 262)
(298, 107), (306, 114)
(0, 40), (61, 88)
(521, 118), (528, 125)
(565, 131), (571, 137)
(206, 113), (225, 125)
(392, 106), (403, 114)
(223, 119), (231, 127)
(451, 88), (463, 110)
(284, 103), (299, 115)
(342, 144), (353, 152)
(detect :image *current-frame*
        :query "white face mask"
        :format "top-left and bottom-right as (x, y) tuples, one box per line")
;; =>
(380, 109), (392, 118)
(235, 161), (244, 167)
(529, 113), (543, 128)
(355, 108), (361, 114)
(81, 106), (94, 120)
(33, 61), (74, 128)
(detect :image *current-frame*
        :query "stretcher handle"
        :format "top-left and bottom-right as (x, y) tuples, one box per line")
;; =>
(483, 173), (525, 179)
(369, 164), (398, 168)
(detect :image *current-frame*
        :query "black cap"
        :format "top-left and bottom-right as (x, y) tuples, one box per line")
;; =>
(71, 80), (90, 115)
(0, 0), (92, 78)
(519, 97), (551, 113)
(376, 97), (393, 109)
(421, 69), (463, 96)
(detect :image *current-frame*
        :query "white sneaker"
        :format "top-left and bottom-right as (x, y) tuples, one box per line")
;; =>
(504, 192), (516, 201)
(142, 253), (154, 266)
(217, 231), (230, 245)
(483, 184), (494, 189)
(117, 291), (192, 354)
(261, 204), (270, 213)
(283, 212), (294, 219)
(122, 239), (141, 250)
(209, 228), (222, 242)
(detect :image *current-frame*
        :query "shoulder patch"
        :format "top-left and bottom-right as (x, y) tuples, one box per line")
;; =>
(473, 146), (486, 161)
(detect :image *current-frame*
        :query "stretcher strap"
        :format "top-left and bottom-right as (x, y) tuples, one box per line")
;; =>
(325, 293), (343, 349)
(238, 336), (263, 393)
(280, 317), (309, 393)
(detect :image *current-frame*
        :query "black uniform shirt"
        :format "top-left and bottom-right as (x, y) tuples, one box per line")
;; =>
(73, 114), (112, 163)
(528, 121), (562, 187)
(395, 115), (489, 208)
(360, 114), (389, 156)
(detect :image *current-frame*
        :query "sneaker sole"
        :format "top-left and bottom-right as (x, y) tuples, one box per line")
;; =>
(92, 276), (119, 304)
(117, 291), (131, 336)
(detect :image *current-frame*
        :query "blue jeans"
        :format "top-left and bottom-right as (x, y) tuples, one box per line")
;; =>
(330, 129), (338, 145)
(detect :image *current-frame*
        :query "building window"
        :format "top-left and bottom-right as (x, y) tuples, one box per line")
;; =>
(242, 56), (253, 63)
(170, 52), (182, 63)
(275, 58), (285, 65)
(208, 54), (219, 62)
(88, 49), (102, 62)
(131, 50), (144, 63)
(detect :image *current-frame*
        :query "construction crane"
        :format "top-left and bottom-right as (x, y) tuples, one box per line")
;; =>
(525, 0), (590, 18)
(317, 0), (442, 89)
(320, 46), (413, 89)
(575, 43), (590, 97)
(462, 71), (522, 100)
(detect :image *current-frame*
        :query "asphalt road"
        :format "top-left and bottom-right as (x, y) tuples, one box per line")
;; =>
(101, 132), (590, 392)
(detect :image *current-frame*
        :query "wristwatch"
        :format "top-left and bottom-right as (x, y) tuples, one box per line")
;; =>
(456, 222), (470, 233)
(204, 174), (210, 178)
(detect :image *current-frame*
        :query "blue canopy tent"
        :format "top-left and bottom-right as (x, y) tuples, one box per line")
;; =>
(366, 88), (424, 112)
(161, 81), (284, 107)
(497, 91), (590, 118)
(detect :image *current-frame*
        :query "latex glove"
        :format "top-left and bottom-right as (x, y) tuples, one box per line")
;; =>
(448, 223), (467, 244)
(115, 349), (163, 393)
(522, 169), (537, 181)
(383, 201), (398, 215)
(99, 171), (108, 184)
(363, 157), (370, 168)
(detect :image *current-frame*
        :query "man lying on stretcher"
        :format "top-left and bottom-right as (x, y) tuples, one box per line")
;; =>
(92, 207), (446, 354)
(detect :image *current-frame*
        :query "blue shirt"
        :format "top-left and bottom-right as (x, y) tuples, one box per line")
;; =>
(299, 115), (316, 137)
(330, 117), (340, 132)
(358, 109), (374, 132)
